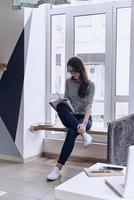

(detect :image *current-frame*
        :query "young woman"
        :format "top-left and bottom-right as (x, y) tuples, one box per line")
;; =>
(47, 56), (95, 181)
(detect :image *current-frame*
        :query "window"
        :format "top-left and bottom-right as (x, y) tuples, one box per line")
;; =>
(112, 7), (131, 119)
(116, 102), (128, 119)
(46, 2), (131, 132)
(116, 8), (131, 96)
(75, 14), (105, 122)
(51, 15), (65, 94)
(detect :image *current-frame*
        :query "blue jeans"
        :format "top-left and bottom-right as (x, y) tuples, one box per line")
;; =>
(57, 102), (92, 165)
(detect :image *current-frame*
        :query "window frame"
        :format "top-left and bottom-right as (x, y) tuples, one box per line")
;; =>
(111, 2), (131, 120)
(45, 1), (131, 135)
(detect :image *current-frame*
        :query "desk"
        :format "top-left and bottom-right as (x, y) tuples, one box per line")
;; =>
(55, 163), (132, 200)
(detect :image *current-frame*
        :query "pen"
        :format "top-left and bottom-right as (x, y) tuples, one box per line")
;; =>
(102, 166), (123, 171)
(90, 170), (113, 173)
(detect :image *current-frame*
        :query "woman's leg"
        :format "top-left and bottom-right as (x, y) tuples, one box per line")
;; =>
(57, 103), (79, 130)
(57, 128), (78, 165)
(57, 110), (93, 164)
(81, 116), (93, 147)
(86, 116), (92, 130)
(47, 105), (92, 180)
(47, 128), (78, 181)
(56, 117), (92, 166)
(56, 112), (91, 166)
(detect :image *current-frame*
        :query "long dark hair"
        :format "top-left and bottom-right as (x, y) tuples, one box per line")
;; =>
(67, 56), (89, 98)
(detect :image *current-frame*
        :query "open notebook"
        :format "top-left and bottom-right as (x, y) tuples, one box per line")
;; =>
(105, 145), (134, 198)
(49, 92), (74, 112)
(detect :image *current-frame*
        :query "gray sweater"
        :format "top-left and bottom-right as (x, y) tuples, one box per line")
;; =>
(64, 78), (95, 115)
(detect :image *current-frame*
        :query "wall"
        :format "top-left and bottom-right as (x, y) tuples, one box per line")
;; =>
(23, 6), (46, 159)
(0, 0), (24, 160)
(0, 0), (46, 161)
(0, 0), (24, 63)
(44, 138), (107, 160)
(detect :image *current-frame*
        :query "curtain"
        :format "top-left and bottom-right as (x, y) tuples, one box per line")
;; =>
(12, 0), (70, 9)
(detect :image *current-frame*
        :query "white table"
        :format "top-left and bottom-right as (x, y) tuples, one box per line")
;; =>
(55, 163), (133, 200)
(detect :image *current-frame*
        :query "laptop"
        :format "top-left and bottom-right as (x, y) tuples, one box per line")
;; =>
(105, 145), (134, 198)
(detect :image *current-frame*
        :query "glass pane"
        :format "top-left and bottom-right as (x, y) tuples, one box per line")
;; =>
(116, 8), (131, 96)
(87, 65), (105, 122)
(75, 14), (106, 123)
(75, 14), (105, 53)
(51, 15), (65, 94)
(115, 102), (128, 119)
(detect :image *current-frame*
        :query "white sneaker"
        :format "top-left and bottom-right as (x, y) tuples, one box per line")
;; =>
(47, 167), (62, 181)
(82, 133), (92, 148)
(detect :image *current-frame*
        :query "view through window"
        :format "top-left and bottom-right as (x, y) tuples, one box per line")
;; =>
(75, 14), (105, 123)
(47, 2), (131, 129)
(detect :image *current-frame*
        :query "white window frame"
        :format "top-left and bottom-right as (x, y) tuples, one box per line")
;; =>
(45, 1), (131, 134)
(111, 1), (131, 120)
(129, 0), (134, 114)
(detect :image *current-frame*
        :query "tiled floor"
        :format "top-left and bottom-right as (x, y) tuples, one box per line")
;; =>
(0, 158), (93, 200)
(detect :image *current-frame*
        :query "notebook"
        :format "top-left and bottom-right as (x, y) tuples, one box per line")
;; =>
(105, 145), (134, 198)
(49, 92), (74, 112)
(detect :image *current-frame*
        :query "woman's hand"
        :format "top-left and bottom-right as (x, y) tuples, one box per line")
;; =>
(77, 123), (86, 135)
